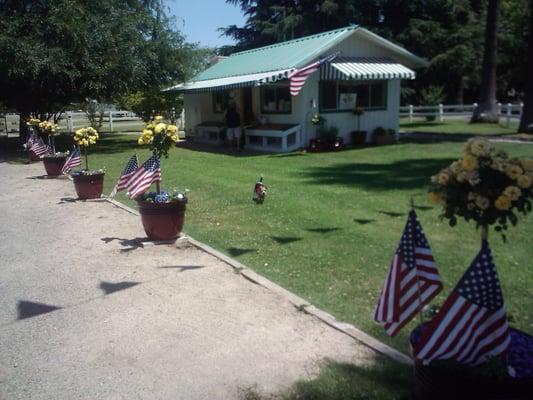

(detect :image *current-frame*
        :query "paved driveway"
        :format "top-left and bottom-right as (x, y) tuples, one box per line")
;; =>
(0, 161), (375, 400)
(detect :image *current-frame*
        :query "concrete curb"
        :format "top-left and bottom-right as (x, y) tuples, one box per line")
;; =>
(103, 197), (413, 366)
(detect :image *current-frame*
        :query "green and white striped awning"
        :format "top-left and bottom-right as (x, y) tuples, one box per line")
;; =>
(320, 57), (415, 80)
(165, 69), (295, 93)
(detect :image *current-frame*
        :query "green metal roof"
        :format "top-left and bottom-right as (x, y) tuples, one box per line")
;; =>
(194, 26), (359, 81)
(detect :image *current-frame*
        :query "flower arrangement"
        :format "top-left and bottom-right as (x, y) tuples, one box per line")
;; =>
(137, 116), (184, 200)
(429, 138), (533, 236)
(27, 118), (64, 155)
(137, 190), (187, 203)
(73, 126), (103, 175)
(137, 115), (181, 159)
(353, 106), (365, 132)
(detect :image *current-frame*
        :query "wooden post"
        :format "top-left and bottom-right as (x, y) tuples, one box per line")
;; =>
(67, 112), (73, 133)
(409, 104), (413, 122)
(439, 104), (444, 122)
(506, 103), (512, 127)
(481, 225), (488, 243)
(108, 111), (113, 132)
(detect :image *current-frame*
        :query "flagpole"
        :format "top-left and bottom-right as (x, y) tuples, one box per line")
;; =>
(411, 197), (426, 325)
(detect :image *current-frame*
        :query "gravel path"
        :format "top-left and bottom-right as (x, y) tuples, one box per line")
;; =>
(0, 161), (375, 400)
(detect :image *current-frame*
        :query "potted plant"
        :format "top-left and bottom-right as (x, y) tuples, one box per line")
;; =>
(71, 126), (105, 199)
(135, 116), (186, 241)
(310, 115), (343, 151)
(372, 126), (396, 145)
(351, 106), (367, 145)
(37, 119), (68, 176)
(24, 118), (44, 162)
(416, 138), (533, 398)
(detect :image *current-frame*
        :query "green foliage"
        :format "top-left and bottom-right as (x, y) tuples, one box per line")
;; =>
(222, 1), (527, 104)
(419, 86), (446, 106)
(0, 0), (200, 117)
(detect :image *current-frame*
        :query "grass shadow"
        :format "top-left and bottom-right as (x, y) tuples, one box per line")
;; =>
(176, 140), (265, 158)
(301, 158), (455, 191)
(271, 236), (303, 245)
(378, 210), (405, 218)
(227, 247), (257, 257)
(245, 359), (414, 399)
(305, 227), (341, 234)
(354, 218), (375, 225)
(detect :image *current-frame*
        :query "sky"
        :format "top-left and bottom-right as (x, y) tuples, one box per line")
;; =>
(166, 0), (246, 48)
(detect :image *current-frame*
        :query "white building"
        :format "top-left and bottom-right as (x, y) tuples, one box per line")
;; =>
(168, 25), (427, 152)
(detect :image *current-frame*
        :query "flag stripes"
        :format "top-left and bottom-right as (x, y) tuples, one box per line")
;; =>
(61, 148), (81, 173)
(414, 241), (510, 366)
(115, 154), (139, 192)
(374, 210), (442, 337)
(126, 155), (161, 199)
(288, 53), (338, 96)
(29, 137), (49, 156)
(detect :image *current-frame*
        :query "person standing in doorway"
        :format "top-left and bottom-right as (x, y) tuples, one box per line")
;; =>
(225, 101), (241, 151)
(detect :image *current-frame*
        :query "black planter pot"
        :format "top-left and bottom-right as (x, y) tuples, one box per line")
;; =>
(410, 324), (533, 400)
(350, 130), (367, 145)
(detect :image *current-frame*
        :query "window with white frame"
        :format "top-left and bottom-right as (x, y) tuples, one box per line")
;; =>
(319, 80), (387, 112)
(260, 83), (292, 114)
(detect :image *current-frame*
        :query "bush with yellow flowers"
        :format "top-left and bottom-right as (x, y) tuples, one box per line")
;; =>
(137, 115), (180, 158)
(74, 126), (101, 172)
(429, 138), (532, 235)
(26, 118), (63, 155)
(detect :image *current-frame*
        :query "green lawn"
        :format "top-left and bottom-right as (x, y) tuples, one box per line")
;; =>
(400, 118), (519, 136)
(243, 360), (413, 400)
(8, 134), (532, 355)
(85, 135), (533, 354)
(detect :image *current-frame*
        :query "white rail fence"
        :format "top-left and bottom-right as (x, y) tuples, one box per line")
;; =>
(400, 103), (523, 126)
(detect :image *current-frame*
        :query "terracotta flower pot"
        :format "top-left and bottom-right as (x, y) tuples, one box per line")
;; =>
(28, 150), (42, 162)
(72, 172), (105, 199)
(137, 200), (187, 241)
(42, 155), (66, 176)
(350, 130), (367, 145)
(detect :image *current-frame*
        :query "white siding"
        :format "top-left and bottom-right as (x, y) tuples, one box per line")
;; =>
(184, 31), (410, 148)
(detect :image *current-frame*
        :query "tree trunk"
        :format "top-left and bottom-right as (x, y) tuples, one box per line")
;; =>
(456, 76), (466, 105)
(471, 0), (500, 123)
(18, 108), (30, 144)
(519, 0), (533, 133)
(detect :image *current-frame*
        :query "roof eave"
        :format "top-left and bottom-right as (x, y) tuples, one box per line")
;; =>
(354, 28), (429, 69)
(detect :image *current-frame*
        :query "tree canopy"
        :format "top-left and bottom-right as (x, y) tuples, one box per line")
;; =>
(0, 0), (204, 119)
(220, 0), (530, 105)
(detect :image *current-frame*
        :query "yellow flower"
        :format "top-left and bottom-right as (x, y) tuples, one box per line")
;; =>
(437, 172), (450, 185)
(167, 124), (177, 134)
(495, 195), (512, 211)
(138, 137), (144, 145)
(154, 123), (166, 134)
(521, 159), (533, 173)
(505, 164), (523, 180)
(450, 160), (462, 175)
(503, 186), (521, 201)
(142, 129), (153, 137)
(469, 139), (491, 157)
(475, 196), (490, 210)
(517, 174), (532, 189)
(462, 155), (478, 171)
(429, 192), (441, 204)
(491, 157), (506, 172)
(154, 115), (163, 122)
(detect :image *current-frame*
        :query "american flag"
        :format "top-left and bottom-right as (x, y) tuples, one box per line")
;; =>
(61, 147), (81, 173)
(126, 154), (161, 199)
(374, 210), (442, 336)
(29, 137), (49, 156)
(288, 53), (338, 96)
(23, 133), (37, 149)
(414, 240), (510, 366)
(109, 154), (139, 198)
